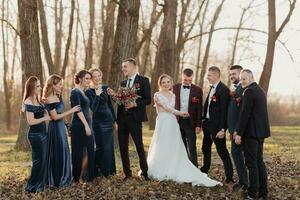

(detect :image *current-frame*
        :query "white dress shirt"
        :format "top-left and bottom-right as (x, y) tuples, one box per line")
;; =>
(206, 81), (220, 119)
(180, 84), (191, 112)
(127, 73), (137, 88)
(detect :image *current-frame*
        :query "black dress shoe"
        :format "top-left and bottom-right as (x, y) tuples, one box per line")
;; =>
(258, 195), (268, 200)
(123, 176), (132, 182)
(140, 172), (150, 181)
(200, 167), (208, 174)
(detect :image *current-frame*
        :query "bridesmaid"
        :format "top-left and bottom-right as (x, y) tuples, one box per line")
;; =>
(23, 76), (50, 192)
(70, 70), (95, 183)
(42, 75), (80, 188)
(86, 68), (116, 177)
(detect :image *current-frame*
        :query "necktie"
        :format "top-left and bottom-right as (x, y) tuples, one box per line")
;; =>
(183, 85), (190, 89)
(127, 79), (132, 88)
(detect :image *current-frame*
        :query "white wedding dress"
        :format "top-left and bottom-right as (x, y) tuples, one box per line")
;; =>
(147, 92), (222, 187)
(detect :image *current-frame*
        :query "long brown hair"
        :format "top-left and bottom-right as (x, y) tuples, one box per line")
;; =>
(23, 76), (41, 103)
(42, 74), (63, 101)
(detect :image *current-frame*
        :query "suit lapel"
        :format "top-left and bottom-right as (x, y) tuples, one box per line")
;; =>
(187, 84), (194, 111)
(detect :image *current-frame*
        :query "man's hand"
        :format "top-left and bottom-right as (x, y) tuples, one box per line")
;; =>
(215, 130), (225, 139)
(235, 135), (242, 145)
(125, 101), (137, 109)
(195, 127), (201, 134)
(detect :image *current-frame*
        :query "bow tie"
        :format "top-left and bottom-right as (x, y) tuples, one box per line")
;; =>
(183, 85), (190, 89)
(234, 84), (238, 88)
(210, 85), (215, 89)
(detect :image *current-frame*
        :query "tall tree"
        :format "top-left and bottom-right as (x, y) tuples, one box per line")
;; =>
(85, 0), (95, 69)
(37, 0), (55, 74)
(149, 0), (177, 129)
(15, 0), (44, 151)
(259, 0), (296, 94)
(60, 0), (75, 79)
(100, 0), (116, 83)
(198, 0), (225, 88)
(109, 0), (141, 90)
(1, 0), (12, 130)
(53, 0), (63, 72)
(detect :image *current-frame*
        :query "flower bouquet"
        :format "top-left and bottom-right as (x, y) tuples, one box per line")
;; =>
(111, 86), (141, 109)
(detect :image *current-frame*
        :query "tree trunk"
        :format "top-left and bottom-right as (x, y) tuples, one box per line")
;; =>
(109, 0), (141, 90)
(85, 0), (95, 69)
(16, 0), (43, 151)
(53, 0), (63, 73)
(259, 0), (296, 94)
(37, 0), (55, 75)
(1, 0), (12, 130)
(199, 0), (225, 88)
(61, 0), (75, 79)
(149, 0), (177, 130)
(100, 0), (116, 83)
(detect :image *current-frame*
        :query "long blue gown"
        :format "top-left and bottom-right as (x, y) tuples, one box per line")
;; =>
(70, 88), (95, 182)
(25, 104), (48, 193)
(45, 100), (72, 188)
(86, 85), (116, 177)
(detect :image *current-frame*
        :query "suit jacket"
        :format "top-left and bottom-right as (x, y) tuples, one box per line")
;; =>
(237, 82), (270, 139)
(227, 84), (243, 134)
(203, 81), (230, 132)
(173, 83), (203, 128)
(117, 74), (151, 122)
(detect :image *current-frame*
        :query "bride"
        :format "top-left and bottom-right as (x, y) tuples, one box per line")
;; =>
(147, 74), (222, 187)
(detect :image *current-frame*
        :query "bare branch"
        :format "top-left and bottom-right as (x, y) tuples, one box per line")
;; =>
(275, 0), (296, 39)
(0, 18), (20, 36)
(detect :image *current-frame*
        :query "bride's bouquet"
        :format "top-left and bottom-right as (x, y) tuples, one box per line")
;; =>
(111, 85), (141, 107)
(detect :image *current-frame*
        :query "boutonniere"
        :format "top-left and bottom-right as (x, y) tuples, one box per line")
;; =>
(211, 95), (217, 102)
(235, 97), (241, 106)
(229, 91), (236, 97)
(133, 83), (140, 88)
(191, 97), (199, 103)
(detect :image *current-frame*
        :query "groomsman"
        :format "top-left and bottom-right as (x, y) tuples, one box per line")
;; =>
(201, 66), (235, 189)
(235, 69), (270, 200)
(173, 68), (203, 167)
(227, 65), (248, 190)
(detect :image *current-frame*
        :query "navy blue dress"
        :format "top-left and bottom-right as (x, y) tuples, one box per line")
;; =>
(86, 86), (116, 177)
(45, 100), (72, 188)
(25, 104), (48, 193)
(70, 88), (95, 182)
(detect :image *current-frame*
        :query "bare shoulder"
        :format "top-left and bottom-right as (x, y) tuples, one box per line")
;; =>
(24, 98), (33, 105)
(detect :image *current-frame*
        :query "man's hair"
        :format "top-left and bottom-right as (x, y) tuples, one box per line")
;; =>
(208, 66), (221, 76)
(230, 65), (243, 71)
(183, 68), (193, 77)
(241, 69), (254, 80)
(123, 58), (136, 66)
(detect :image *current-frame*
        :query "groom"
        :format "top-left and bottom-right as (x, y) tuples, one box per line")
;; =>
(173, 68), (203, 167)
(117, 58), (151, 181)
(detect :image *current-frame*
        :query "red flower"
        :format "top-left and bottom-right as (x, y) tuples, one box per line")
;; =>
(211, 95), (217, 102)
(236, 97), (241, 106)
(191, 97), (199, 104)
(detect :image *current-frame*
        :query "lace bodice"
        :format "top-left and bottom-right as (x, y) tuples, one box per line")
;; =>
(154, 92), (181, 115)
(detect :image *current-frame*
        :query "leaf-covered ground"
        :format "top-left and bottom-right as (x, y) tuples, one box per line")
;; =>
(0, 126), (299, 199)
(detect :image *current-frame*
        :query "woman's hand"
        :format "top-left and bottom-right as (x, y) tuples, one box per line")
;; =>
(95, 86), (102, 96)
(107, 88), (115, 96)
(44, 112), (51, 121)
(179, 111), (190, 117)
(71, 105), (81, 113)
(85, 125), (92, 136)
(113, 122), (118, 130)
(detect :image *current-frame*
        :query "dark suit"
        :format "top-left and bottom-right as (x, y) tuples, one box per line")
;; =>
(201, 81), (234, 183)
(173, 83), (203, 167)
(117, 74), (151, 177)
(237, 82), (270, 198)
(227, 84), (248, 188)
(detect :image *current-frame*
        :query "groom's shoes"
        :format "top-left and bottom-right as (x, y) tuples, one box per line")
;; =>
(139, 172), (150, 181)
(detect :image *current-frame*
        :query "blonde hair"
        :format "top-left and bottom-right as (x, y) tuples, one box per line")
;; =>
(158, 74), (173, 91)
(42, 74), (63, 101)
